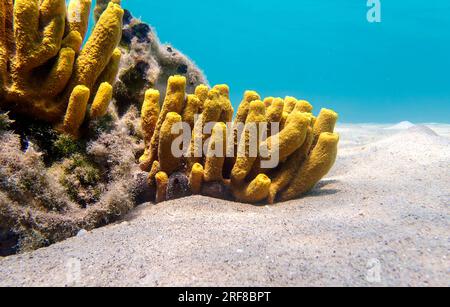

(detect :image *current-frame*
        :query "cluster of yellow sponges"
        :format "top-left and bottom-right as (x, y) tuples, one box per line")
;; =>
(0, 0), (123, 137)
(140, 75), (339, 204)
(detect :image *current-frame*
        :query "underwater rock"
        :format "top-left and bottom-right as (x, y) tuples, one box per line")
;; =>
(0, 106), (145, 253)
(113, 10), (208, 115)
(201, 181), (231, 200)
(132, 171), (155, 205)
(166, 172), (192, 201)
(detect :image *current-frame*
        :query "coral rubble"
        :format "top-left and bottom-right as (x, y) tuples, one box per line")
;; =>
(139, 75), (339, 204)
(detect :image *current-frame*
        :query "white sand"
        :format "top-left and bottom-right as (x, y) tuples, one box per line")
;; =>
(0, 123), (449, 287)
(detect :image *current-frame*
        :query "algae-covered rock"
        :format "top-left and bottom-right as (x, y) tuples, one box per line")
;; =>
(113, 10), (208, 115)
(0, 107), (145, 254)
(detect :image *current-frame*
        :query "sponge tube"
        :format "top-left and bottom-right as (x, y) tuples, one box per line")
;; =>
(281, 132), (339, 201)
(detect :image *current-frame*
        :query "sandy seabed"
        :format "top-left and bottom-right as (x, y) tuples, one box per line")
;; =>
(0, 123), (449, 287)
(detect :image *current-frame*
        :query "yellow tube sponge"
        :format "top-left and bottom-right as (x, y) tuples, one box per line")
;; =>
(182, 94), (202, 129)
(137, 78), (340, 204)
(62, 85), (90, 136)
(38, 47), (76, 97)
(267, 127), (314, 204)
(264, 97), (274, 108)
(13, 0), (66, 72)
(61, 30), (83, 52)
(155, 171), (169, 203)
(189, 163), (204, 195)
(313, 108), (338, 144)
(195, 84), (209, 102)
(231, 100), (266, 183)
(281, 132), (339, 201)
(90, 82), (113, 119)
(158, 112), (183, 174)
(266, 98), (285, 124)
(204, 122), (227, 182)
(234, 91), (261, 124)
(194, 84), (209, 113)
(68, 2), (123, 92)
(213, 84), (234, 123)
(232, 174), (271, 204)
(94, 48), (122, 89)
(186, 114), (204, 170)
(224, 91), (260, 165)
(147, 160), (161, 188)
(283, 96), (297, 114)
(294, 100), (313, 113)
(0, 0), (123, 137)
(260, 112), (309, 164)
(140, 89), (160, 165)
(201, 89), (222, 128)
(185, 89), (222, 170)
(146, 75), (186, 169)
(94, 0), (121, 23)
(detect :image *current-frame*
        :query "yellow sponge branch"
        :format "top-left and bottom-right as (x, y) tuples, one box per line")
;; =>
(283, 96), (297, 114)
(13, 0), (66, 72)
(94, 48), (122, 89)
(155, 171), (169, 203)
(158, 112), (183, 174)
(145, 75), (186, 170)
(268, 127), (314, 204)
(295, 100), (313, 113)
(61, 30), (82, 52)
(234, 91), (261, 125)
(313, 108), (338, 144)
(90, 82), (113, 119)
(189, 163), (204, 195)
(140, 89), (161, 166)
(182, 94), (202, 129)
(260, 112), (309, 164)
(204, 122), (227, 182)
(67, 2), (123, 93)
(62, 85), (90, 136)
(231, 100), (266, 183)
(232, 174), (272, 204)
(194, 84), (209, 113)
(38, 47), (75, 97)
(281, 132), (339, 201)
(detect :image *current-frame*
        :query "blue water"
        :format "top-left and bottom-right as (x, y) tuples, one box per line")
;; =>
(98, 0), (450, 123)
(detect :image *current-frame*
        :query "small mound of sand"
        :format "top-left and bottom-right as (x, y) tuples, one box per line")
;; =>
(402, 125), (438, 136)
(385, 121), (416, 130)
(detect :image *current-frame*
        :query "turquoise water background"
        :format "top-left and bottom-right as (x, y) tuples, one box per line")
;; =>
(99, 0), (449, 123)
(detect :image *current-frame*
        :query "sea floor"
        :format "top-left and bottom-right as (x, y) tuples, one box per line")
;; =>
(0, 123), (449, 286)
